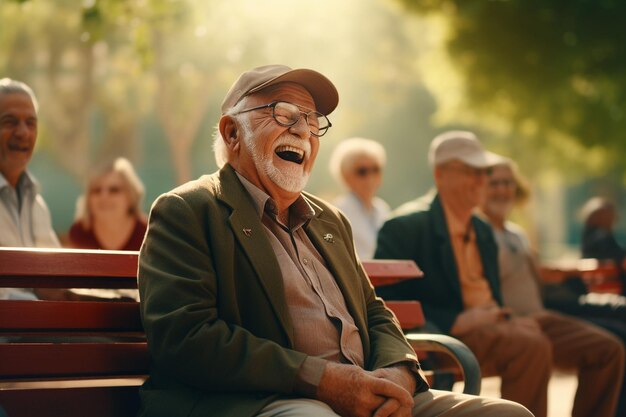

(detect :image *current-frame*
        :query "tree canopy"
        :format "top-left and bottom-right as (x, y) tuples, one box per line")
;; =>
(398, 0), (626, 179)
(3, 0), (625, 249)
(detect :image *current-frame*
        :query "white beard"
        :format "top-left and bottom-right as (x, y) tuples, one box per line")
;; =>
(484, 199), (513, 221)
(262, 158), (310, 193)
(241, 122), (310, 193)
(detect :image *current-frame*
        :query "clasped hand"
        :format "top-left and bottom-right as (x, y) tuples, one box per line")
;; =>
(316, 362), (415, 417)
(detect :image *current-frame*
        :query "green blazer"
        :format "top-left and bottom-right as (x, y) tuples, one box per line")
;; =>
(374, 194), (502, 334)
(138, 165), (420, 417)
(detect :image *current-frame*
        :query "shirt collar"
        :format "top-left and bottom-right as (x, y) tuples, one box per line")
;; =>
(235, 171), (314, 228)
(0, 170), (37, 193)
(441, 200), (475, 241)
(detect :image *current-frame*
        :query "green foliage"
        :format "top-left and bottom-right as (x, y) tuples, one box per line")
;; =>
(397, 0), (626, 177)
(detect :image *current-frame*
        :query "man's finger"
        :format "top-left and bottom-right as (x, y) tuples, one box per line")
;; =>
(369, 377), (414, 407)
(389, 405), (413, 417)
(373, 398), (400, 417)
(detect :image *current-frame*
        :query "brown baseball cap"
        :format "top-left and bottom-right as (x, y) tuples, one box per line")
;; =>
(220, 64), (339, 115)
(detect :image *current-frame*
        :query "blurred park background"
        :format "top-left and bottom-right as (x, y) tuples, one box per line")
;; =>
(1, 0), (625, 259)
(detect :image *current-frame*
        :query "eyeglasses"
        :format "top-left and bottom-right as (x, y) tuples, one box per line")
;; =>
(90, 185), (123, 195)
(354, 166), (381, 177)
(236, 101), (332, 137)
(489, 178), (516, 188)
(444, 163), (492, 177)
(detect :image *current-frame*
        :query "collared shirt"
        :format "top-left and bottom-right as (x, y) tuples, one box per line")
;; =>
(1, 170), (60, 300)
(442, 203), (496, 309)
(0, 171), (37, 246)
(237, 173), (364, 369)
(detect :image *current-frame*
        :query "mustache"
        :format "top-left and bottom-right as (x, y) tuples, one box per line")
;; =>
(272, 134), (311, 159)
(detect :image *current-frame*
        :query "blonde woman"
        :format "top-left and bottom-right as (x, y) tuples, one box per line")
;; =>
(69, 157), (147, 251)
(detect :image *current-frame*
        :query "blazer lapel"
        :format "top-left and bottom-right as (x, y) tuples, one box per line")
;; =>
(304, 200), (367, 337)
(215, 166), (294, 342)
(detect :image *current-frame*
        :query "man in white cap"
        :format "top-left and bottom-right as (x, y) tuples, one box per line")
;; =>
(138, 69), (532, 417)
(376, 131), (550, 417)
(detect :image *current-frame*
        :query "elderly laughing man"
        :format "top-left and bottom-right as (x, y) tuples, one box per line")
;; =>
(138, 66), (532, 417)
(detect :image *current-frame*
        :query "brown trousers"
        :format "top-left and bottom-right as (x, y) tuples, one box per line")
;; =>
(256, 390), (532, 417)
(459, 310), (625, 417)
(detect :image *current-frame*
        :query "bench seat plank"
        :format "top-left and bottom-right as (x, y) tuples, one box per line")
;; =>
(0, 386), (140, 417)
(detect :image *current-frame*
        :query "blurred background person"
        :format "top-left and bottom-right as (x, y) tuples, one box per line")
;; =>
(0, 78), (59, 250)
(580, 196), (626, 293)
(543, 197), (626, 323)
(481, 159), (625, 417)
(0, 78), (60, 300)
(376, 131), (552, 417)
(329, 137), (390, 259)
(580, 197), (625, 260)
(68, 157), (147, 251)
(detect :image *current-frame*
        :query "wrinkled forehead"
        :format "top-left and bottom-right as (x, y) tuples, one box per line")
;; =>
(249, 82), (316, 110)
(0, 92), (37, 116)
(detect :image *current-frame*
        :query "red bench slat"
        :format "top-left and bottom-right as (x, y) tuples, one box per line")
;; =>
(0, 300), (142, 332)
(0, 343), (149, 379)
(362, 260), (423, 286)
(0, 386), (141, 417)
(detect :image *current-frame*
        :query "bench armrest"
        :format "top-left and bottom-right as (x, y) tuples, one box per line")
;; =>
(405, 333), (481, 395)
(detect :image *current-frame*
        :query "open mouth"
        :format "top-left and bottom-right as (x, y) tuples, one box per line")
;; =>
(8, 143), (31, 152)
(275, 145), (305, 165)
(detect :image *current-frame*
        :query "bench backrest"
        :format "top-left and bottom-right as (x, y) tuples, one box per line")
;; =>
(540, 258), (623, 294)
(0, 248), (425, 417)
(362, 260), (425, 329)
(0, 248), (146, 417)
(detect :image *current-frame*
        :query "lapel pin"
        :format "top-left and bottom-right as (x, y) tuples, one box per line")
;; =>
(323, 233), (334, 243)
(243, 228), (252, 237)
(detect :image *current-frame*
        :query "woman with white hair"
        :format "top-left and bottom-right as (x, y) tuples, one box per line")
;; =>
(68, 157), (147, 251)
(330, 137), (390, 259)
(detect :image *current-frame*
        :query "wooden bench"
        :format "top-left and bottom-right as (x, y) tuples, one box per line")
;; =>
(0, 248), (146, 417)
(363, 259), (426, 329)
(363, 260), (481, 395)
(540, 258), (623, 294)
(0, 248), (480, 417)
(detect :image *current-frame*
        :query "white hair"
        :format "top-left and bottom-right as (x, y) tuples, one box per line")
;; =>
(0, 78), (39, 113)
(212, 98), (251, 168)
(329, 137), (386, 185)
